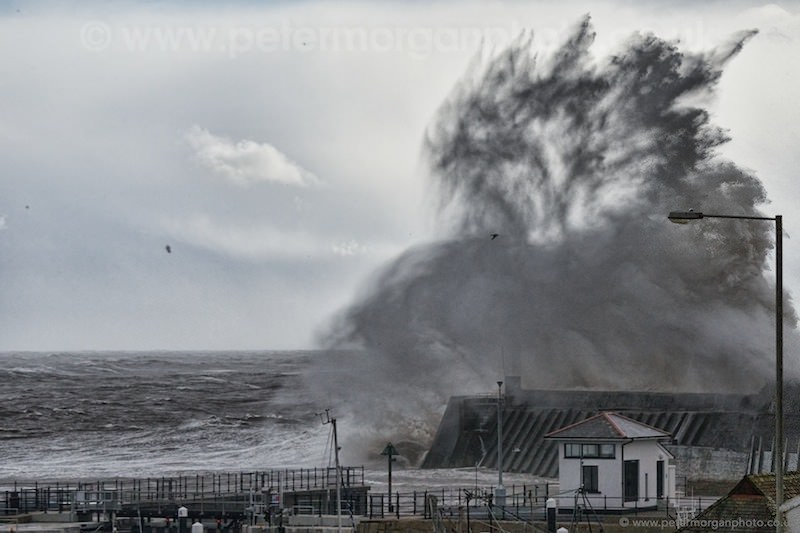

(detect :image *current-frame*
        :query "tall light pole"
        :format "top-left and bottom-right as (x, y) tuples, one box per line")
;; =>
(668, 210), (783, 532)
(380, 443), (398, 514)
(496, 380), (506, 507)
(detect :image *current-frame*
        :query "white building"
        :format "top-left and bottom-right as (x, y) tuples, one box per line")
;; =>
(545, 412), (676, 511)
(783, 495), (800, 533)
(778, 479), (800, 533)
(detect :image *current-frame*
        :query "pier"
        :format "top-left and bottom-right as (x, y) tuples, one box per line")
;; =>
(1, 469), (569, 524)
(2, 468), (368, 524)
(2, 468), (720, 533)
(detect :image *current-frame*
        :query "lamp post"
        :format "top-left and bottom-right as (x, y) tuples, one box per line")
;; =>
(496, 381), (506, 508)
(668, 210), (783, 532)
(380, 443), (398, 513)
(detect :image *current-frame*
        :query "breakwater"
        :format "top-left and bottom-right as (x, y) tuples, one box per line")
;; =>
(422, 378), (800, 480)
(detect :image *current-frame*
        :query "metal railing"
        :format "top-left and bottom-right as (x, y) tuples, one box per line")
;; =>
(2, 467), (365, 517)
(3, 472), (720, 523)
(365, 483), (555, 519)
(363, 486), (720, 520)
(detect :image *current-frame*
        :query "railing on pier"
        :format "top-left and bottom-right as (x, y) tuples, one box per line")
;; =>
(365, 483), (554, 520)
(3, 472), (720, 523)
(363, 485), (720, 521)
(2, 467), (365, 517)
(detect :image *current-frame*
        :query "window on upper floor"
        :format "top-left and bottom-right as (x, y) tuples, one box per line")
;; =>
(565, 443), (616, 459)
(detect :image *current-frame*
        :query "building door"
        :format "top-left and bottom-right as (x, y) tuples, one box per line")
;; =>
(624, 460), (639, 502)
(582, 465), (599, 493)
(656, 460), (664, 499)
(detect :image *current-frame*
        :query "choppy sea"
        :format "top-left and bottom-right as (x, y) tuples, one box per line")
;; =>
(0, 351), (538, 491)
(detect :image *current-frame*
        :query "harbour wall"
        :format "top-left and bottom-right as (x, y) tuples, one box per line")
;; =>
(422, 377), (800, 481)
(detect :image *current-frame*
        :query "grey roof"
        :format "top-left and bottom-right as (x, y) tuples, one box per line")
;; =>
(679, 472), (800, 532)
(545, 412), (671, 440)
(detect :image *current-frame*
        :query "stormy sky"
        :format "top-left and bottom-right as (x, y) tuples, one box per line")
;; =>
(1, 1), (799, 353)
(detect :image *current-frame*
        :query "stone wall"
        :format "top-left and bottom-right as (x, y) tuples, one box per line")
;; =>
(666, 446), (749, 482)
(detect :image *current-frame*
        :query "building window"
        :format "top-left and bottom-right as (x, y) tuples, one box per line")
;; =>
(600, 444), (615, 458)
(565, 443), (582, 458)
(565, 443), (616, 459)
(582, 465), (599, 493)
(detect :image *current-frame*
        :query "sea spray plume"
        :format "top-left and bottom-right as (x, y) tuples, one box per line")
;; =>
(307, 18), (796, 463)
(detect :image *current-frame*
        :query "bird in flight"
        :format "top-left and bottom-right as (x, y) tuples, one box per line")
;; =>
(490, 233), (499, 240)
(165, 245), (172, 254)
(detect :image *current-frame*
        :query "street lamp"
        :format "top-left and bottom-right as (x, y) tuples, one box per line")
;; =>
(668, 210), (784, 532)
(380, 443), (398, 513)
(496, 381), (506, 507)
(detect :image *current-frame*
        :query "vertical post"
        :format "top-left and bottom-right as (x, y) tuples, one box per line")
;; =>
(319, 409), (342, 533)
(497, 381), (503, 488)
(381, 443), (398, 513)
(177, 506), (188, 533)
(466, 492), (471, 533)
(546, 498), (556, 533)
(331, 417), (342, 533)
(495, 381), (506, 509)
(776, 215), (784, 533)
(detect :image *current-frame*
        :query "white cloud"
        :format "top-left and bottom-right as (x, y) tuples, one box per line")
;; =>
(185, 125), (319, 187)
(331, 239), (369, 256)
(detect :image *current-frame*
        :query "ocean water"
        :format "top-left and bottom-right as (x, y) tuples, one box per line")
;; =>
(0, 351), (540, 491)
(0, 351), (327, 481)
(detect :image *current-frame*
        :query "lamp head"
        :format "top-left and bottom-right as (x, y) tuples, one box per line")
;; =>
(668, 210), (704, 224)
